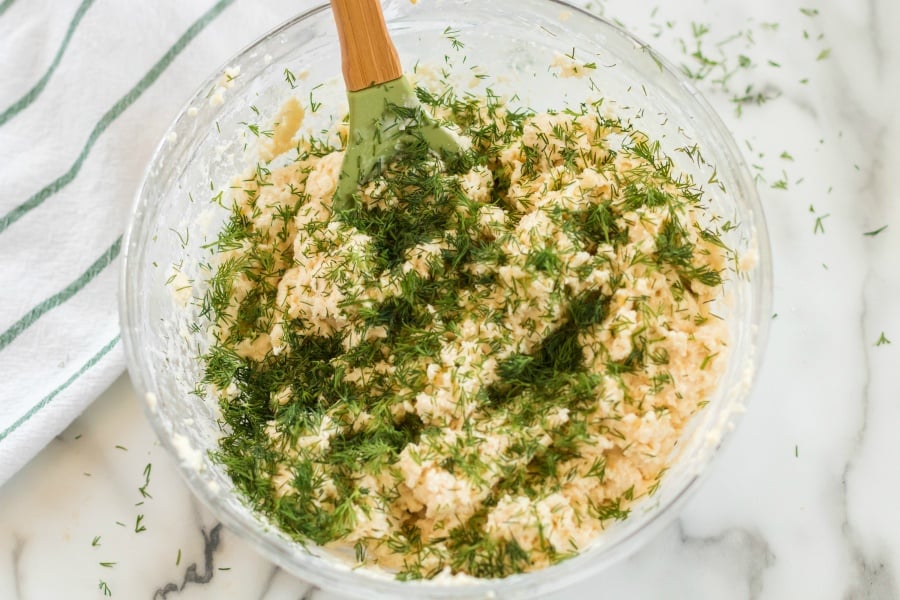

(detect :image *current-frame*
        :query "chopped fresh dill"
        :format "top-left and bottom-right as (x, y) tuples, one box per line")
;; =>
(199, 57), (734, 579)
(284, 68), (297, 89)
(138, 463), (152, 499)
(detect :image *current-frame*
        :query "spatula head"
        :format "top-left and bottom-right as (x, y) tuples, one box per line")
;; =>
(333, 76), (465, 212)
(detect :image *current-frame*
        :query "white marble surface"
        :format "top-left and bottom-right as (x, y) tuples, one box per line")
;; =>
(3, 0), (900, 598)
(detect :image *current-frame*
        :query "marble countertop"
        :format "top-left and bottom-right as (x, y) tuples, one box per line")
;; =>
(3, 0), (900, 598)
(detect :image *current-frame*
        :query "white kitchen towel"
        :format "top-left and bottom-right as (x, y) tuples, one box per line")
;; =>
(0, 0), (316, 486)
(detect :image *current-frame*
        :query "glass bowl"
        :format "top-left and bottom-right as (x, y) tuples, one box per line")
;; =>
(120, 1), (772, 598)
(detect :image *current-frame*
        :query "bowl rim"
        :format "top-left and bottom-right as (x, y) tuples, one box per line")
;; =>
(119, 0), (773, 597)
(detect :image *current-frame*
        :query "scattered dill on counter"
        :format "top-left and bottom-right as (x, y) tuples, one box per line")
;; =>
(138, 463), (152, 499)
(863, 225), (887, 237)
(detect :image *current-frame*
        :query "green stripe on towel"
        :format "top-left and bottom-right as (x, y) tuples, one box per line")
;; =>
(0, 0), (96, 127)
(0, 335), (121, 443)
(0, 0), (17, 18)
(0, 237), (121, 353)
(0, 0), (236, 234)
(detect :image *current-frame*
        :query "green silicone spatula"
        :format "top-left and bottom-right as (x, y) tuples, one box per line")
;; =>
(329, 0), (464, 211)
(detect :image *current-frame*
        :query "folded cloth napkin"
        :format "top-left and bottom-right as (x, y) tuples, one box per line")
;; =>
(0, 0), (313, 486)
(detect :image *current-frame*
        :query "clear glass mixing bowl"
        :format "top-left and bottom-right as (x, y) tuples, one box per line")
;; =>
(120, 1), (772, 597)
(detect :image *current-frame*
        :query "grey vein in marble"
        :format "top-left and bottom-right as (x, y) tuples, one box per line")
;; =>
(677, 520), (776, 600)
(153, 524), (223, 600)
(840, 221), (897, 600)
(830, 46), (898, 596)
(11, 534), (23, 600)
(300, 586), (318, 600)
(255, 565), (281, 600)
(866, 0), (885, 76)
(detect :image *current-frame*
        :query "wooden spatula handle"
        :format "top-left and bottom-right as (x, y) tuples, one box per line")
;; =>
(330, 0), (403, 91)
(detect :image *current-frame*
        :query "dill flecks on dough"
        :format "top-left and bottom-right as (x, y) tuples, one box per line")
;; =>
(199, 72), (734, 579)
